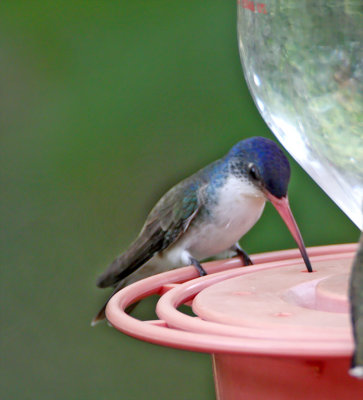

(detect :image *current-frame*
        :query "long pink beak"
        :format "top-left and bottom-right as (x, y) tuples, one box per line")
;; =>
(266, 194), (313, 272)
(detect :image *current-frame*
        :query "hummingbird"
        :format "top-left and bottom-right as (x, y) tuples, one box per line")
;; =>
(92, 136), (312, 325)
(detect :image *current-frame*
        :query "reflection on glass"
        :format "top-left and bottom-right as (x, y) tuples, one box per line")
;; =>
(237, 1), (363, 229)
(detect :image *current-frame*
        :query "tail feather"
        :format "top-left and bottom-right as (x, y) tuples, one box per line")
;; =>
(96, 248), (150, 289)
(93, 219), (166, 325)
(91, 290), (140, 326)
(91, 281), (123, 326)
(91, 302), (107, 326)
(96, 254), (126, 288)
(96, 229), (165, 288)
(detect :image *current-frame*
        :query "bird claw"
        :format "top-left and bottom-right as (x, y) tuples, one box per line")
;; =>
(235, 247), (253, 266)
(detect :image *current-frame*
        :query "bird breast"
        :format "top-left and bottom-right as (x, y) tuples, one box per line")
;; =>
(183, 175), (266, 259)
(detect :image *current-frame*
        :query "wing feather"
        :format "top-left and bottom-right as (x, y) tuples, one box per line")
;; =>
(96, 176), (204, 288)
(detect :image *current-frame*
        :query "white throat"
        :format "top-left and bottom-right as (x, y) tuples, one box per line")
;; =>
(182, 175), (266, 260)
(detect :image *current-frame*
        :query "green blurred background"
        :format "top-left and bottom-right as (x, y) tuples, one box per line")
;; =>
(1, 1), (359, 399)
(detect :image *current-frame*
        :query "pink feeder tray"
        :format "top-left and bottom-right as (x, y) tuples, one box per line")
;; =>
(106, 244), (363, 399)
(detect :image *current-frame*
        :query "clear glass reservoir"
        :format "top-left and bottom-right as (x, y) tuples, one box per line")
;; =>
(237, 1), (363, 229)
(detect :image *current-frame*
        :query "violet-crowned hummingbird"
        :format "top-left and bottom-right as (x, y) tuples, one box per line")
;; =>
(92, 137), (312, 325)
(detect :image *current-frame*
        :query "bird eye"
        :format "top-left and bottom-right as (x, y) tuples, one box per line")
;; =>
(248, 163), (260, 181)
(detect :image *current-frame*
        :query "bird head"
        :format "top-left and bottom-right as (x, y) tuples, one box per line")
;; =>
(227, 137), (312, 272)
(228, 136), (290, 199)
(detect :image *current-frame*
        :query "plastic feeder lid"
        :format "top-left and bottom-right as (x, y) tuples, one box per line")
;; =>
(106, 244), (356, 357)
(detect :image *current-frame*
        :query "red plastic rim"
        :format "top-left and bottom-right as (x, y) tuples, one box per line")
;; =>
(106, 244), (356, 357)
